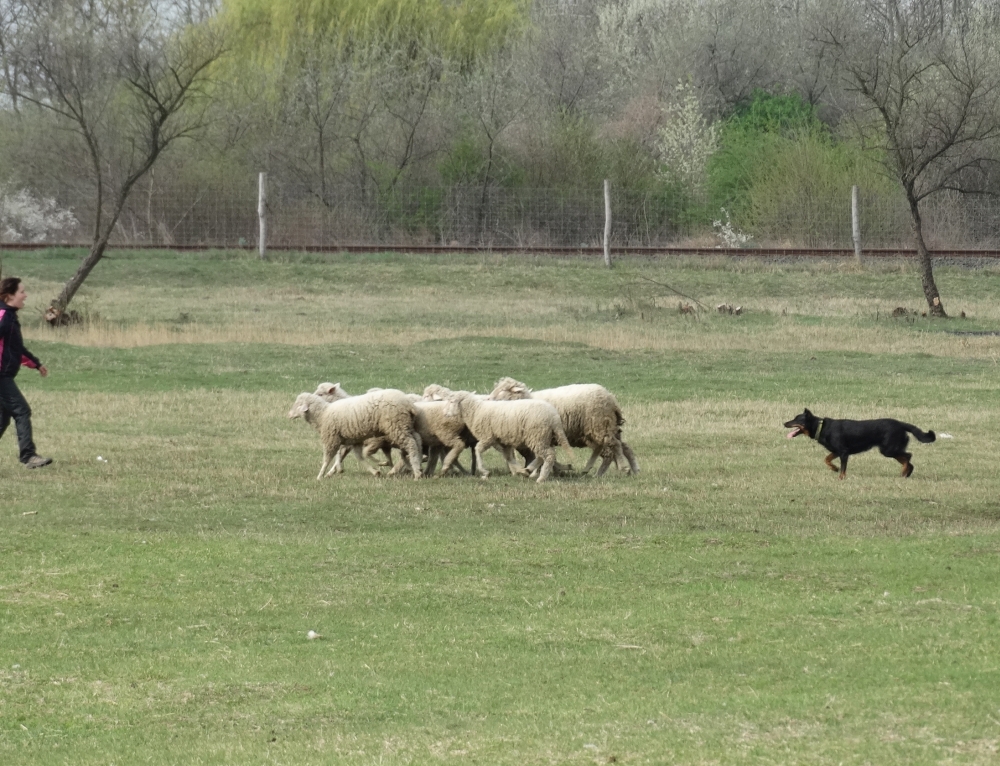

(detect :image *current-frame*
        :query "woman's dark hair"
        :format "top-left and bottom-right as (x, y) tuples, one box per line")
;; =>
(0, 277), (21, 301)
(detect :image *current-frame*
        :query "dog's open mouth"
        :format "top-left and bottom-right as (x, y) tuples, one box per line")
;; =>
(786, 425), (805, 439)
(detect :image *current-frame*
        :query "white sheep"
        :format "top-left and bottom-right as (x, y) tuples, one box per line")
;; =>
(488, 377), (639, 476)
(317, 382), (473, 476)
(379, 399), (472, 477)
(418, 384), (481, 474)
(314, 382), (418, 469)
(288, 389), (423, 480)
(444, 390), (573, 483)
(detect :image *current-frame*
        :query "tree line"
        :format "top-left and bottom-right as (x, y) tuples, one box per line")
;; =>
(3, 0), (1000, 317)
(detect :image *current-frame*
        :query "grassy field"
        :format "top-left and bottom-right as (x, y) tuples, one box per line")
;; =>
(2, 249), (1000, 764)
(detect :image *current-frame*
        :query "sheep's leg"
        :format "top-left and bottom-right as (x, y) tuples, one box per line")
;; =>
(439, 441), (470, 475)
(401, 433), (423, 479)
(593, 442), (623, 476)
(349, 441), (382, 476)
(504, 446), (530, 477)
(535, 448), (556, 483)
(460, 429), (478, 475)
(438, 441), (467, 477)
(517, 447), (535, 470)
(379, 445), (394, 467)
(609, 439), (630, 474)
(325, 444), (354, 476)
(581, 447), (603, 474)
(596, 452), (616, 477)
(423, 447), (439, 477)
(621, 441), (640, 475)
(355, 445), (383, 476)
(474, 438), (497, 479)
(334, 444), (352, 469)
(331, 445), (361, 475)
(318, 450), (333, 480)
(387, 452), (411, 476)
(326, 442), (344, 480)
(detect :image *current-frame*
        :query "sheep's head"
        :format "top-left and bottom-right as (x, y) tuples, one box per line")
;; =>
(314, 382), (349, 401)
(288, 392), (314, 419)
(443, 390), (473, 419)
(423, 384), (453, 401)
(489, 377), (531, 401)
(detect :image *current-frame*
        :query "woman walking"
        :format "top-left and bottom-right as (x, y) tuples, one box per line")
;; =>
(0, 277), (52, 468)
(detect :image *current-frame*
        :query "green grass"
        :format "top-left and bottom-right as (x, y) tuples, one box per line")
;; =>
(3, 249), (1000, 764)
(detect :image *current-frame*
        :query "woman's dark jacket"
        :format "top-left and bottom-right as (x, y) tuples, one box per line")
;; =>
(0, 300), (42, 378)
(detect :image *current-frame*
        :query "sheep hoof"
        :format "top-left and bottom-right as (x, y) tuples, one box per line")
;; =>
(479, 471), (491, 480)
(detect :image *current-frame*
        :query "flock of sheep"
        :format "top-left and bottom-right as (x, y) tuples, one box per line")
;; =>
(288, 378), (640, 483)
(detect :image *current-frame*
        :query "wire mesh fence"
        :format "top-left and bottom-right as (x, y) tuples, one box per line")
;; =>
(5, 178), (1000, 252)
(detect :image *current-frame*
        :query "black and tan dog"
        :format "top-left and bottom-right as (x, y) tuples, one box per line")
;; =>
(784, 408), (935, 479)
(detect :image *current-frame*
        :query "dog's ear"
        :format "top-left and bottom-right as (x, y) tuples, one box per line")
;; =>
(804, 408), (812, 417)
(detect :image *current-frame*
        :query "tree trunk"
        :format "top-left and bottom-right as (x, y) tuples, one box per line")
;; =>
(47, 239), (109, 320)
(48, 162), (155, 321)
(907, 196), (947, 317)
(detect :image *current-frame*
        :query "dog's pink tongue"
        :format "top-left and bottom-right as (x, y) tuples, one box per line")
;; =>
(786, 429), (800, 439)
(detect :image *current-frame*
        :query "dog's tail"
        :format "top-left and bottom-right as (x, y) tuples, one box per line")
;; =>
(904, 423), (936, 443)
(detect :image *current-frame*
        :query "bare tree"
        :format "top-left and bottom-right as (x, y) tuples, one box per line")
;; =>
(247, 43), (356, 209)
(818, 0), (1000, 316)
(0, 0), (226, 320)
(453, 46), (528, 193)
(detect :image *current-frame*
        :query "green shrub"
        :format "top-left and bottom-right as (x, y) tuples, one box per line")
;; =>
(706, 90), (901, 246)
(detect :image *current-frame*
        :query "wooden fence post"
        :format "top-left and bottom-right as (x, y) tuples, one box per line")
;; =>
(258, 172), (267, 260)
(851, 184), (863, 264)
(603, 179), (612, 268)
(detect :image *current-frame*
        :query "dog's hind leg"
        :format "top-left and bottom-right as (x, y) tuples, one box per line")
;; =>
(895, 454), (914, 477)
(824, 453), (839, 473)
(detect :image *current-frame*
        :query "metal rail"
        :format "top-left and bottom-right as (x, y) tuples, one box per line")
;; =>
(3, 243), (1000, 258)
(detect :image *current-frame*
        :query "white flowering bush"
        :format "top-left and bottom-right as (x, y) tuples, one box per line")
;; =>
(713, 208), (752, 248)
(0, 187), (78, 243)
(656, 81), (718, 198)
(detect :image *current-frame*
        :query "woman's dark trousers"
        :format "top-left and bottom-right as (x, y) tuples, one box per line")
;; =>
(0, 377), (37, 463)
